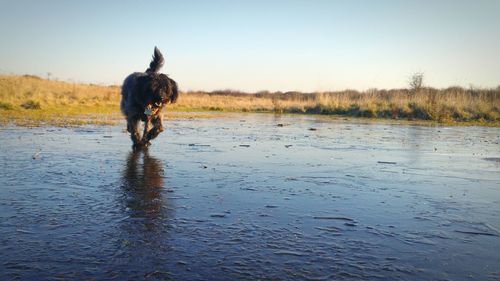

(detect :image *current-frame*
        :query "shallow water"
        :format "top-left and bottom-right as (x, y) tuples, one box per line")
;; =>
(1, 114), (499, 280)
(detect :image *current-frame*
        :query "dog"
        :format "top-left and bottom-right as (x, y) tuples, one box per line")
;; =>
(121, 47), (178, 149)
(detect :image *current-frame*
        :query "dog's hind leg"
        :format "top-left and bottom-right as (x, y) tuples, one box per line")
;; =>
(127, 116), (142, 149)
(144, 115), (164, 143)
(141, 119), (152, 147)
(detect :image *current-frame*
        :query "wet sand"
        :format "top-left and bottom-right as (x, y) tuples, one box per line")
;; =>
(1, 113), (499, 280)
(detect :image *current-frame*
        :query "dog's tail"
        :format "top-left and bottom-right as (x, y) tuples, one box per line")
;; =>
(146, 47), (165, 73)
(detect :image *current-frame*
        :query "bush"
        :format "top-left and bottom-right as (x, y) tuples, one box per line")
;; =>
(408, 102), (432, 120)
(20, 100), (41, 110)
(22, 74), (42, 80)
(409, 72), (424, 91)
(0, 101), (14, 110)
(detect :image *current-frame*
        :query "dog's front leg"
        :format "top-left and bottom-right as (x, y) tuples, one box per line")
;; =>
(144, 114), (164, 142)
(128, 116), (142, 149)
(141, 118), (152, 147)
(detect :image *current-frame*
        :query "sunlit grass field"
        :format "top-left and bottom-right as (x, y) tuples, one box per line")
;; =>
(1, 75), (499, 126)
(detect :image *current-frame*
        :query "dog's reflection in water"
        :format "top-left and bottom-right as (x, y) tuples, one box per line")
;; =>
(122, 149), (166, 225)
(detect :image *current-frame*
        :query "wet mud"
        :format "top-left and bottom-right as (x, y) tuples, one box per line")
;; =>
(1, 114), (499, 280)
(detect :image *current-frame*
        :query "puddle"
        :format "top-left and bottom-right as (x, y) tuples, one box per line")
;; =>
(1, 114), (499, 280)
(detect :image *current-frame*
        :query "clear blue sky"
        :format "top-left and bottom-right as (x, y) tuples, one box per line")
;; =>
(1, 0), (499, 92)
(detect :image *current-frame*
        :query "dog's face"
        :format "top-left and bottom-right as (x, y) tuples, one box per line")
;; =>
(137, 74), (178, 112)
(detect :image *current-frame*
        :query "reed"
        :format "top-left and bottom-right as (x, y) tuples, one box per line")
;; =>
(1, 75), (499, 126)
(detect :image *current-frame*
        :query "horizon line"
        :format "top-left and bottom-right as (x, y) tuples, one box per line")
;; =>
(2, 72), (499, 93)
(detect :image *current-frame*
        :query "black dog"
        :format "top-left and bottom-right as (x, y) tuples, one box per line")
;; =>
(120, 47), (178, 149)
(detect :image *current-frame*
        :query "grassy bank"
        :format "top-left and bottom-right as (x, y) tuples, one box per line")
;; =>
(1, 75), (499, 126)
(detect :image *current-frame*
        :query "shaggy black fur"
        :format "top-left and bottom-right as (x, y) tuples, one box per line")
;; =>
(120, 47), (178, 149)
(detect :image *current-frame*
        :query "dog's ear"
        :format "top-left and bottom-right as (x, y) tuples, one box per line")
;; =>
(168, 78), (179, 104)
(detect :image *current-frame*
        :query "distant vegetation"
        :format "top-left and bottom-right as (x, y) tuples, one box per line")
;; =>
(0, 75), (499, 126)
(0, 75), (119, 125)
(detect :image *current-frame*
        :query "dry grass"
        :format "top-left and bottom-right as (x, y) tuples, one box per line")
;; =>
(0, 75), (119, 110)
(0, 75), (120, 125)
(1, 75), (499, 126)
(173, 88), (500, 124)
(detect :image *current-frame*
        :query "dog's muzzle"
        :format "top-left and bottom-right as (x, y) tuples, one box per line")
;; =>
(144, 102), (162, 116)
